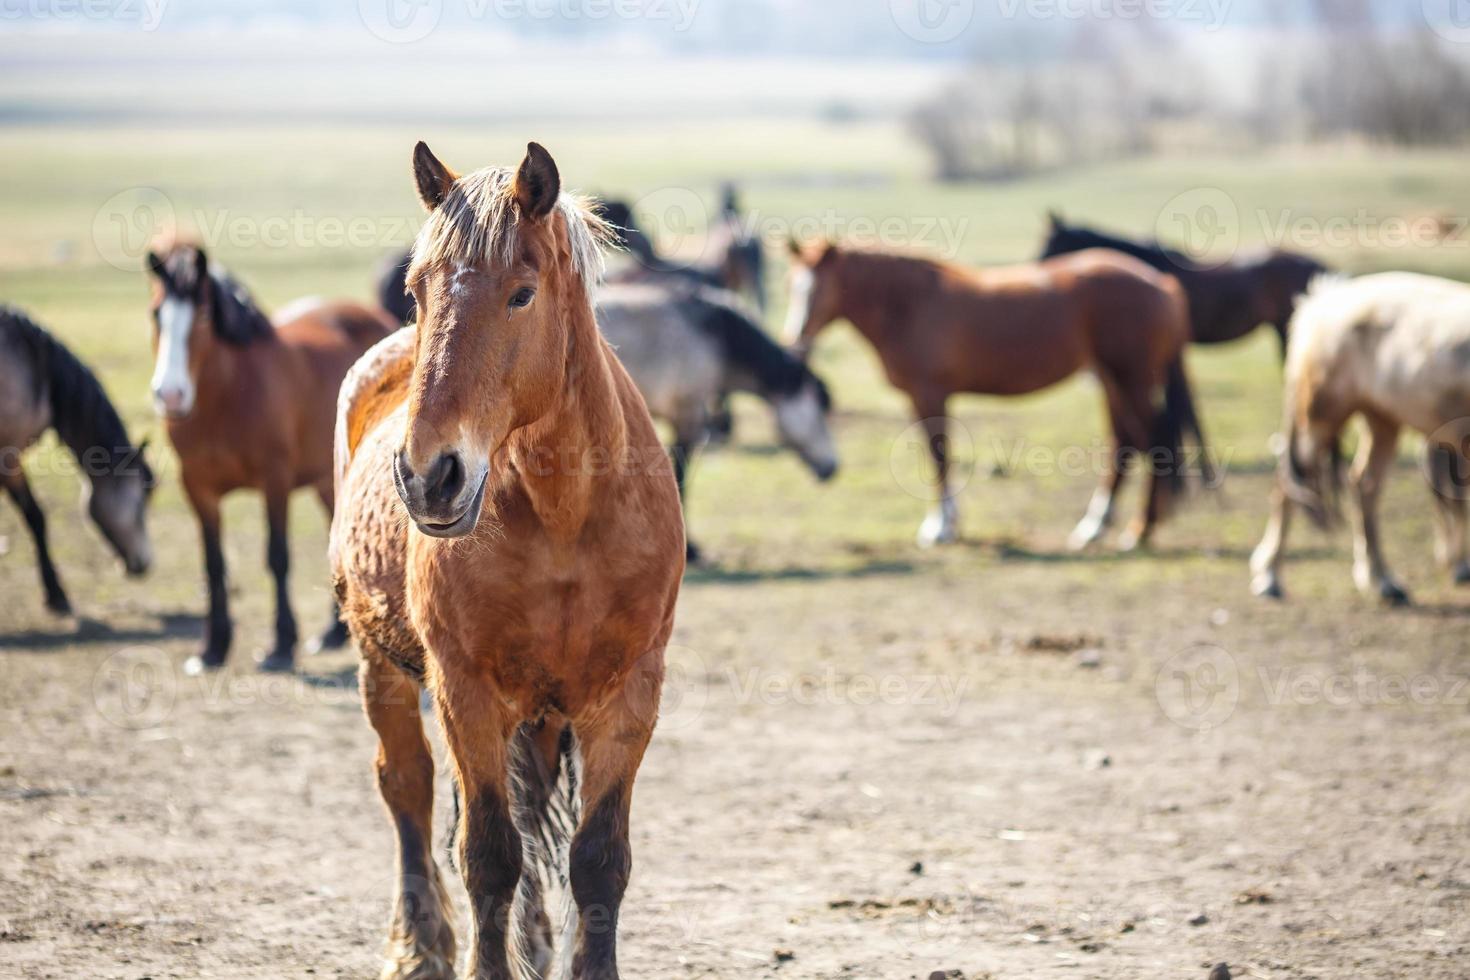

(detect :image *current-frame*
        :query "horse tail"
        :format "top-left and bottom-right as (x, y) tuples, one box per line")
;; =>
(1149, 355), (1210, 516)
(1274, 286), (1346, 529)
(1276, 368), (1344, 530)
(1147, 274), (1213, 509)
(508, 724), (581, 980)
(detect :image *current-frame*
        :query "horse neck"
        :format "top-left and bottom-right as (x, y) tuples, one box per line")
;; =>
(187, 334), (246, 418)
(832, 254), (907, 349)
(507, 303), (628, 537)
(39, 332), (135, 485)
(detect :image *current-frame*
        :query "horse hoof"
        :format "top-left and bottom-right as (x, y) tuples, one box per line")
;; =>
(380, 948), (456, 980)
(916, 525), (958, 549)
(685, 541), (705, 565)
(257, 650), (296, 674)
(1380, 582), (1411, 607)
(1251, 574), (1284, 600)
(1117, 531), (1148, 553)
(183, 651), (226, 676)
(45, 595), (73, 617)
(307, 623), (350, 656)
(1454, 563), (1470, 586)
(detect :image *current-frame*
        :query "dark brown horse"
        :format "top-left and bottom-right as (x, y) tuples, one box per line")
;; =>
(332, 142), (684, 980)
(1, 306), (154, 613)
(145, 243), (394, 673)
(1041, 214), (1327, 355)
(786, 241), (1206, 550)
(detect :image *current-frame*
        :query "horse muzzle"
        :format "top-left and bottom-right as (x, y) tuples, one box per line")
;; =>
(393, 449), (489, 539)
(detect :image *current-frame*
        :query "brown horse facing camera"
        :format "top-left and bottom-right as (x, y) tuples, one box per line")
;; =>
(145, 243), (395, 674)
(785, 242), (1207, 550)
(330, 143), (684, 980)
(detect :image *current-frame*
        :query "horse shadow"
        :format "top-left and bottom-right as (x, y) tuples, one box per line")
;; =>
(973, 538), (1338, 566)
(0, 610), (201, 652)
(685, 555), (917, 586)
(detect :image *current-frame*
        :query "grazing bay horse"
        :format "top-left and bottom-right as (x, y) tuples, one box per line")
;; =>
(1251, 273), (1470, 605)
(0, 306), (154, 613)
(1041, 214), (1326, 355)
(598, 279), (837, 561)
(331, 142), (684, 980)
(146, 244), (394, 673)
(785, 241), (1206, 550)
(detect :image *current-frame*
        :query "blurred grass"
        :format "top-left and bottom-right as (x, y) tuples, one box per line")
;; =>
(2, 117), (1470, 641)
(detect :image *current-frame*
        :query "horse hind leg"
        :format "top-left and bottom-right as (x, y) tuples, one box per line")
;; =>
(1427, 444), (1470, 584)
(1250, 485), (1293, 599)
(1070, 371), (1135, 551)
(361, 649), (457, 980)
(308, 479), (352, 655)
(1350, 414), (1409, 605)
(509, 722), (573, 980)
(2, 466), (71, 614)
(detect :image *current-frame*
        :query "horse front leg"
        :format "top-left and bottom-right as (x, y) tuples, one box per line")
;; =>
(671, 418), (704, 564)
(260, 484), (298, 672)
(361, 648), (456, 980)
(2, 467), (70, 614)
(184, 479), (231, 674)
(435, 676), (521, 980)
(1250, 485), (1294, 599)
(910, 393), (958, 548)
(1351, 416), (1407, 605)
(308, 479), (352, 654)
(563, 661), (661, 980)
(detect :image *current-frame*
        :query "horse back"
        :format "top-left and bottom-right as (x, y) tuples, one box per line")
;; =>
(0, 314), (54, 451)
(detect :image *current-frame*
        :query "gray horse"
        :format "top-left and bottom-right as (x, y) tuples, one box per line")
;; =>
(597, 281), (836, 561)
(0, 306), (154, 613)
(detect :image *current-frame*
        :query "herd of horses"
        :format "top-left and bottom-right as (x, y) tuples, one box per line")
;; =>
(4, 141), (1470, 977)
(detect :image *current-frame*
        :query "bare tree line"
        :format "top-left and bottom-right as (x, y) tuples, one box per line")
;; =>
(911, 4), (1470, 182)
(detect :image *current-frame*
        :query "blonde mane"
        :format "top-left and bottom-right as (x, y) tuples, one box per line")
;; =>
(408, 166), (614, 304)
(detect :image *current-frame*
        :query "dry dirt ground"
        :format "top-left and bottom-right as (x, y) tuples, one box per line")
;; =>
(3, 435), (1469, 980)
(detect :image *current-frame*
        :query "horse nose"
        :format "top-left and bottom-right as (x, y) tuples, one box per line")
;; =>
(153, 385), (185, 416)
(396, 449), (466, 511)
(815, 460), (838, 482)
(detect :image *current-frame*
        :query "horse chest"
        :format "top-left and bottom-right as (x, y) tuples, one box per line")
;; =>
(411, 547), (668, 717)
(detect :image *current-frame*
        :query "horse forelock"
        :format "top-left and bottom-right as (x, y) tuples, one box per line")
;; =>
(409, 166), (613, 305)
(153, 243), (273, 346)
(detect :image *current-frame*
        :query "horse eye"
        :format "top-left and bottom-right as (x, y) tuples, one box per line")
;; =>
(509, 288), (536, 310)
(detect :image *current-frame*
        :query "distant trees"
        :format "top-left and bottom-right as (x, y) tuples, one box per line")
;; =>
(910, 6), (1470, 182)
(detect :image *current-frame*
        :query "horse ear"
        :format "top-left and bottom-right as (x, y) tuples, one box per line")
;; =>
(413, 141), (458, 212)
(1048, 210), (1064, 230)
(787, 236), (803, 258)
(514, 142), (561, 221)
(145, 250), (166, 281)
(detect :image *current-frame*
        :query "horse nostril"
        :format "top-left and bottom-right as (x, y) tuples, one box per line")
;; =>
(426, 452), (465, 503)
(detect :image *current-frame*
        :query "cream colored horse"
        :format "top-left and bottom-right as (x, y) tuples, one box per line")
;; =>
(1251, 273), (1470, 604)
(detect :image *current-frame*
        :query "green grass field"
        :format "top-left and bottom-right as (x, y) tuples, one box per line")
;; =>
(3, 120), (1469, 617)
